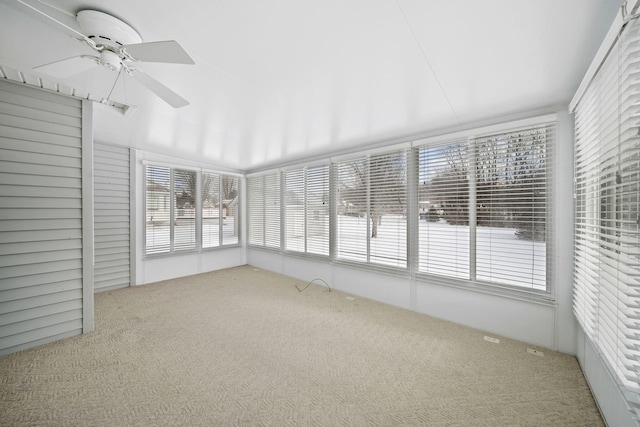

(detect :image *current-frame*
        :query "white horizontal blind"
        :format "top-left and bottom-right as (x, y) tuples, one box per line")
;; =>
(247, 175), (265, 246)
(573, 14), (640, 419)
(145, 165), (170, 254)
(264, 173), (281, 249)
(285, 168), (305, 252)
(417, 141), (470, 279)
(335, 157), (369, 263)
(173, 169), (196, 251)
(284, 166), (330, 255)
(202, 172), (220, 248)
(334, 150), (408, 268)
(248, 173), (281, 249)
(368, 151), (407, 268)
(475, 125), (551, 290)
(306, 165), (329, 256)
(221, 176), (239, 246)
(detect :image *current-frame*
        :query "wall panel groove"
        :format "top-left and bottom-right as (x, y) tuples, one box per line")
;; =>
(0, 80), (84, 356)
(93, 142), (130, 292)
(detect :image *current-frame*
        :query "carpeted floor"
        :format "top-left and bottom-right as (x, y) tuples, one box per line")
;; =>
(0, 265), (603, 426)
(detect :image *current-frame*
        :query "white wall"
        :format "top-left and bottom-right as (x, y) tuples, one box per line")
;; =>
(133, 149), (246, 285)
(248, 108), (577, 353)
(577, 329), (637, 427)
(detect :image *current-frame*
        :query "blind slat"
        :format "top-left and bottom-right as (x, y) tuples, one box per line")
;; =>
(573, 14), (640, 417)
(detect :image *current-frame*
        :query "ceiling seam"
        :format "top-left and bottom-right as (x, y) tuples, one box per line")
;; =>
(393, 0), (461, 126)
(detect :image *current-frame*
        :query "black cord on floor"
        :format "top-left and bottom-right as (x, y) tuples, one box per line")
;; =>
(296, 278), (331, 292)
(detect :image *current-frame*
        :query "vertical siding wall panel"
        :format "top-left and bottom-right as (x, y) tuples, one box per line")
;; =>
(0, 80), (83, 356)
(93, 142), (130, 292)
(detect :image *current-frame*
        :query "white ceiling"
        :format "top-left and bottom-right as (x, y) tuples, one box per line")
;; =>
(0, 0), (623, 171)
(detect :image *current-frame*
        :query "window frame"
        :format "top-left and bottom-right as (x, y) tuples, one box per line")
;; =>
(143, 164), (241, 258)
(245, 117), (555, 301)
(283, 164), (331, 257)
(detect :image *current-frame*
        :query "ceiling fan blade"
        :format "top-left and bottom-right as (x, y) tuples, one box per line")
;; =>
(8, 0), (94, 46)
(129, 69), (189, 108)
(123, 40), (195, 65)
(34, 55), (98, 78)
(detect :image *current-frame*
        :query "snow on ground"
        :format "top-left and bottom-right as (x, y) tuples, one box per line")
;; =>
(147, 215), (546, 291)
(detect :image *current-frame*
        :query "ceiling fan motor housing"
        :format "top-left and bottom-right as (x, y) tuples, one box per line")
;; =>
(76, 10), (142, 49)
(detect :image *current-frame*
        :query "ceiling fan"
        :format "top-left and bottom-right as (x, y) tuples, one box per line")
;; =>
(9, 0), (195, 108)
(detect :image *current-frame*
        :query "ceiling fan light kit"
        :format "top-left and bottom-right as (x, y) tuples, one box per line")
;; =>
(13, 1), (194, 109)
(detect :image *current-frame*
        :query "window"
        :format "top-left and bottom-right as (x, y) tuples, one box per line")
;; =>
(284, 165), (330, 256)
(416, 125), (551, 291)
(144, 165), (240, 256)
(335, 150), (408, 268)
(418, 141), (470, 279)
(248, 173), (281, 249)
(202, 172), (220, 248)
(145, 165), (171, 254)
(202, 172), (240, 248)
(573, 14), (640, 416)
(474, 128), (549, 290)
(417, 124), (554, 292)
(221, 176), (240, 246)
(246, 124), (551, 292)
(145, 166), (196, 254)
(173, 170), (197, 251)
(335, 157), (368, 263)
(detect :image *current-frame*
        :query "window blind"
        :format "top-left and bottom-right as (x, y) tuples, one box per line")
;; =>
(283, 166), (329, 255)
(334, 150), (408, 268)
(475, 126), (550, 290)
(145, 165), (170, 254)
(368, 151), (407, 268)
(248, 173), (281, 249)
(173, 169), (196, 251)
(306, 165), (330, 256)
(416, 124), (552, 291)
(285, 168), (305, 252)
(417, 141), (470, 279)
(264, 173), (281, 249)
(145, 166), (241, 255)
(573, 14), (640, 418)
(202, 172), (220, 248)
(247, 175), (265, 246)
(335, 157), (369, 263)
(221, 176), (239, 246)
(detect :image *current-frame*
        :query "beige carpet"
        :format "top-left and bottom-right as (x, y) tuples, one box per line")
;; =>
(0, 265), (603, 426)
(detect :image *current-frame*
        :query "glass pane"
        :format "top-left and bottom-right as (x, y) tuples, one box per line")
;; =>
(369, 152), (407, 268)
(202, 172), (220, 248)
(475, 128), (547, 289)
(285, 169), (305, 252)
(306, 166), (330, 256)
(174, 169), (196, 251)
(336, 158), (368, 262)
(418, 142), (470, 279)
(222, 176), (239, 245)
(145, 165), (170, 254)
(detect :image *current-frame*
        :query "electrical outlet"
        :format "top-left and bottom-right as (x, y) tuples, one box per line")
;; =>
(484, 336), (500, 344)
(527, 348), (544, 357)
